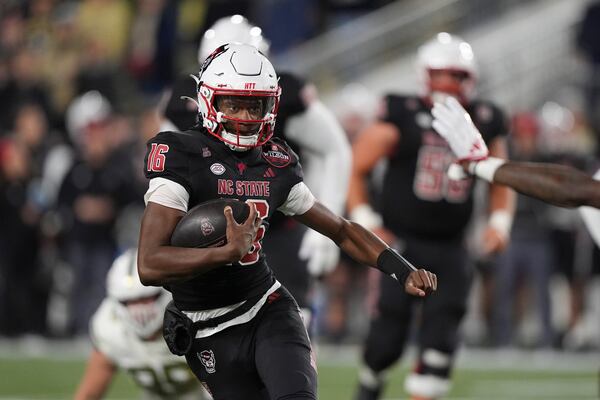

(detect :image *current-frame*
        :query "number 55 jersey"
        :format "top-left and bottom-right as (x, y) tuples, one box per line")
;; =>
(380, 95), (506, 240)
(144, 128), (314, 314)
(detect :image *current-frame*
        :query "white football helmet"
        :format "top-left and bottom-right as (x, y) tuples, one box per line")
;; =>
(198, 14), (270, 64)
(196, 43), (280, 151)
(416, 32), (478, 103)
(65, 91), (111, 146)
(106, 249), (171, 339)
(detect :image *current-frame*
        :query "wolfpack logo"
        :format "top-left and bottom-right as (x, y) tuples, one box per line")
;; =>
(262, 143), (291, 168)
(200, 218), (215, 236)
(210, 163), (226, 175)
(198, 350), (216, 374)
(475, 104), (493, 123)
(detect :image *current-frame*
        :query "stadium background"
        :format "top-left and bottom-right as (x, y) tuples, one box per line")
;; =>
(0, 0), (599, 399)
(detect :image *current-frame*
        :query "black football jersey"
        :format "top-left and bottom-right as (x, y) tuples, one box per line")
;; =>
(380, 95), (507, 240)
(144, 128), (304, 310)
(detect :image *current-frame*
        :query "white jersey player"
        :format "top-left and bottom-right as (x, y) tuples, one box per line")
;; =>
(74, 249), (210, 399)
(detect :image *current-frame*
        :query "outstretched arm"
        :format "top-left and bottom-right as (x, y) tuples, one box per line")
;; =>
(347, 121), (400, 245)
(73, 349), (117, 400)
(493, 162), (600, 208)
(432, 97), (600, 209)
(294, 202), (437, 297)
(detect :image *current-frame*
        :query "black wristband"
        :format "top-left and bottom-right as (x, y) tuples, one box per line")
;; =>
(376, 248), (417, 283)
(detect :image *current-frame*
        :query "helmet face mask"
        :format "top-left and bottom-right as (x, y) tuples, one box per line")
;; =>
(416, 32), (478, 104)
(107, 249), (171, 339)
(427, 68), (475, 104)
(197, 43), (280, 151)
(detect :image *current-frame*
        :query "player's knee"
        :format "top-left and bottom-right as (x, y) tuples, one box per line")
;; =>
(405, 349), (452, 399)
(357, 363), (389, 390)
(363, 314), (408, 370)
(404, 372), (450, 399)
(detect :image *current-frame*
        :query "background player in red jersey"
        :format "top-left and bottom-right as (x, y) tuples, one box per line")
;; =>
(350, 33), (515, 400)
(138, 43), (436, 400)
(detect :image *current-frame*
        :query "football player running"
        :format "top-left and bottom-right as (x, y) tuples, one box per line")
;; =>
(432, 96), (600, 246)
(350, 33), (515, 400)
(138, 43), (436, 400)
(162, 15), (351, 330)
(74, 249), (209, 400)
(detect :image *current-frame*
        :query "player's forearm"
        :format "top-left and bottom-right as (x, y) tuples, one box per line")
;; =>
(337, 220), (417, 282)
(73, 352), (115, 400)
(138, 245), (233, 286)
(495, 162), (600, 208)
(336, 219), (388, 267)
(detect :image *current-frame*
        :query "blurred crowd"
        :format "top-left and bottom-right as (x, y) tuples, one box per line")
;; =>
(0, 0), (599, 353)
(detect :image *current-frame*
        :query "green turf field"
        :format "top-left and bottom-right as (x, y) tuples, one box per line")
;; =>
(0, 351), (598, 400)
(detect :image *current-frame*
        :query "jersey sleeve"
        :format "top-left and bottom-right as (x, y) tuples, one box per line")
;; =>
(144, 131), (193, 196)
(277, 72), (309, 118)
(144, 177), (190, 212)
(278, 182), (316, 216)
(379, 94), (403, 124)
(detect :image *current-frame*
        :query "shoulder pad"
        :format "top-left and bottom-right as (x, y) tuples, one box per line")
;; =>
(278, 72), (309, 117)
(261, 137), (300, 168)
(380, 94), (422, 121)
(468, 100), (508, 141)
(163, 74), (198, 131)
(149, 130), (206, 154)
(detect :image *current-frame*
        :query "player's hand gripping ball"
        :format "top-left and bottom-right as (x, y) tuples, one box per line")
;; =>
(171, 199), (250, 248)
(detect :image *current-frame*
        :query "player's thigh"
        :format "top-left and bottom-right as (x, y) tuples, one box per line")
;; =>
(418, 244), (472, 351)
(185, 325), (266, 400)
(255, 288), (317, 400)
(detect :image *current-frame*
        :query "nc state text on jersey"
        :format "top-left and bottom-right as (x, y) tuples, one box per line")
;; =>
(217, 179), (271, 197)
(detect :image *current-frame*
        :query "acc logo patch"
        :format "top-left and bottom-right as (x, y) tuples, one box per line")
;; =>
(210, 163), (226, 175)
(262, 143), (291, 168)
(198, 350), (216, 374)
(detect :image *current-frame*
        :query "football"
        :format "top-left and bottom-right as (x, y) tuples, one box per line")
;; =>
(170, 198), (250, 248)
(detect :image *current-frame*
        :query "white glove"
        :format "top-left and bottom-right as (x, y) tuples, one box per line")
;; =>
(431, 97), (489, 161)
(298, 229), (340, 276)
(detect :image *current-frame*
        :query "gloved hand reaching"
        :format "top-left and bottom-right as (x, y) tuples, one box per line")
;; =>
(431, 96), (489, 161)
(298, 229), (340, 277)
